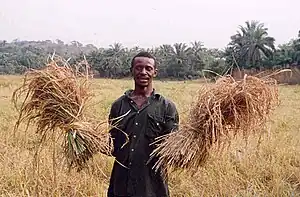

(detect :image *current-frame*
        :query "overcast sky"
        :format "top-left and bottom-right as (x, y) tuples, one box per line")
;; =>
(1, 0), (299, 49)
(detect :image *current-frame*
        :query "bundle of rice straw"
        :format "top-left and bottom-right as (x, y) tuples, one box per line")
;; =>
(12, 55), (112, 169)
(150, 75), (279, 172)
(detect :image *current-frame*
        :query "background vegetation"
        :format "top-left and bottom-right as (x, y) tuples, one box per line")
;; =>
(0, 19), (299, 196)
(1, 20), (300, 79)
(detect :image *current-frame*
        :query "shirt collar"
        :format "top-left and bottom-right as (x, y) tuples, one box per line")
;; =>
(124, 89), (161, 100)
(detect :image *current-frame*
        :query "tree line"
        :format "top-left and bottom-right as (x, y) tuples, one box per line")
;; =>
(0, 20), (299, 79)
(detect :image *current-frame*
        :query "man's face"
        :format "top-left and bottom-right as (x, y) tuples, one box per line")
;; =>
(132, 57), (157, 87)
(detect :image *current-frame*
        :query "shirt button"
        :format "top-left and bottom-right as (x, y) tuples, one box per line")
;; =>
(129, 162), (132, 166)
(137, 111), (139, 114)
(135, 122), (138, 126)
(133, 135), (137, 138)
(131, 149), (134, 152)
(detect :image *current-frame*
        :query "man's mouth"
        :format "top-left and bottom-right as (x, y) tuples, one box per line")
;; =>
(139, 78), (149, 82)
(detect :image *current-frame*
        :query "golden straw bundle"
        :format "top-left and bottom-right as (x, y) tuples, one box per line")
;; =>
(150, 75), (279, 171)
(12, 56), (112, 169)
(63, 121), (112, 169)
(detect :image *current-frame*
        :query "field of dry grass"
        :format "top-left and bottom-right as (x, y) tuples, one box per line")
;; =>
(0, 75), (299, 196)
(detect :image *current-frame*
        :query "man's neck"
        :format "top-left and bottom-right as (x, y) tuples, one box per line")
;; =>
(133, 85), (153, 97)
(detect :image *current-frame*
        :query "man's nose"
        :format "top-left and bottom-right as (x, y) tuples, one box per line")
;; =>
(140, 68), (147, 74)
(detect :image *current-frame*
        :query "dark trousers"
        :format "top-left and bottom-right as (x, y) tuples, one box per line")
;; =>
(107, 189), (130, 197)
(108, 194), (129, 197)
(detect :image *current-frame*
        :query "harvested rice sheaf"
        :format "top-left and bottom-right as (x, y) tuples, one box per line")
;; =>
(12, 56), (112, 169)
(151, 75), (279, 171)
(63, 121), (112, 169)
(13, 58), (89, 133)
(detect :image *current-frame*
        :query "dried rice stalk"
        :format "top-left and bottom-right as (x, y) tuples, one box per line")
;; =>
(13, 56), (89, 133)
(150, 75), (279, 171)
(12, 55), (112, 169)
(62, 121), (112, 169)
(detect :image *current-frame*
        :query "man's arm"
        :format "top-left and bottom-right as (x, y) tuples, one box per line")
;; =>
(107, 101), (120, 157)
(164, 100), (179, 134)
(98, 102), (119, 157)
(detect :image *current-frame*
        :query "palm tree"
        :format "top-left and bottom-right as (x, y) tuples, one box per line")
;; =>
(103, 43), (125, 77)
(164, 43), (190, 77)
(292, 30), (300, 64)
(189, 41), (204, 54)
(187, 41), (206, 71)
(169, 43), (190, 67)
(229, 20), (275, 69)
(107, 43), (124, 56)
(0, 40), (7, 47)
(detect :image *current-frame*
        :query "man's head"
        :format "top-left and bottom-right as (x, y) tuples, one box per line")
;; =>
(131, 52), (158, 88)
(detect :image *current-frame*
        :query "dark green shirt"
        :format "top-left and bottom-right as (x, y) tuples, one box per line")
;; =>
(107, 89), (179, 197)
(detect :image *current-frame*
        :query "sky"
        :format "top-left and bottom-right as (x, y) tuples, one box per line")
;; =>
(1, 0), (299, 49)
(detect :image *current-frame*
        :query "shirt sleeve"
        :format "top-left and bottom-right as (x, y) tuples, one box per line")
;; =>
(164, 100), (179, 134)
(108, 101), (120, 157)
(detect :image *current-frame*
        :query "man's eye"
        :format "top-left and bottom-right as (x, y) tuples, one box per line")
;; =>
(135, 66), (143, 71)
(146, 67), (153, 71)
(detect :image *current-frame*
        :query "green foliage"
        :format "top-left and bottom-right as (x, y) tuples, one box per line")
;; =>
(0, 21), (299, 78)
(224, 21), (300, 70)
(0, 39), (224, 79)
(263, 32), (300, 69)
(225, 20), (276, 70)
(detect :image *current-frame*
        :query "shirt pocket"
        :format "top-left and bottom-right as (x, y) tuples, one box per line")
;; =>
(145, 113), (165, 140)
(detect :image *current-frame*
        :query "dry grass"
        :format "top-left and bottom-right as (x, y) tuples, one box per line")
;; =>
(151, 75), (279, 172)
(11, 57), (112, 180)
(0, 76), (299, 196)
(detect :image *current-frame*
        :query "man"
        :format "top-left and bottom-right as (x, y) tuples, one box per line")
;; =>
(107, 51), (179, 197)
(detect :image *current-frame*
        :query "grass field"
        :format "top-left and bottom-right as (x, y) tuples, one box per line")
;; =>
(0, 75), (299, 196)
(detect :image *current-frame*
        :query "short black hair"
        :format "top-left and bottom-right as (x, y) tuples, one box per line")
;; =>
(130, 51), (157, 69)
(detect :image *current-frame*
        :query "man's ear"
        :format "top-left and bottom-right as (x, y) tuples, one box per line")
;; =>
(153, 68), (158, 77)
(130, 67), (133, 75)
